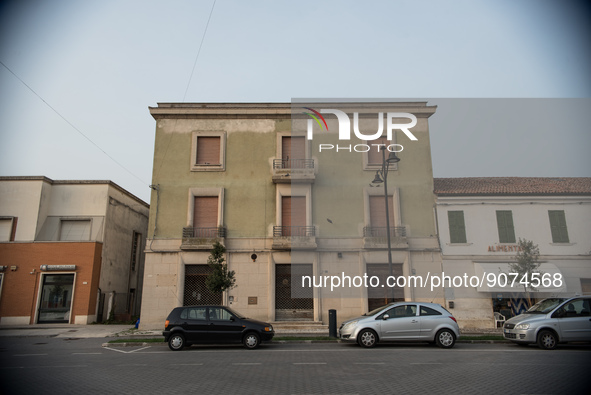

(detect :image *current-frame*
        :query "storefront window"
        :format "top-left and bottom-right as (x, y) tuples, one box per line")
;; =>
(38, 274), (74, 323)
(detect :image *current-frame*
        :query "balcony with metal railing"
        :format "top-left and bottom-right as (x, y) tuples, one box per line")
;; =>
(272, 158), (315, 183)
(363, 226), (408, 249)
(181, 226), (226, 250)
(272, 226), (317, 249)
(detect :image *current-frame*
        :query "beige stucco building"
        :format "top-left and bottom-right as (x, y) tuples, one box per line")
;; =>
(140, 102), (444, 329)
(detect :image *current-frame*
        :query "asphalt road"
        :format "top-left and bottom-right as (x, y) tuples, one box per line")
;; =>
(0, 337), (589, 394)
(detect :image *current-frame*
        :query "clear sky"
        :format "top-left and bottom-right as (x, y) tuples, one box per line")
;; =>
(1, 0), (590, 202)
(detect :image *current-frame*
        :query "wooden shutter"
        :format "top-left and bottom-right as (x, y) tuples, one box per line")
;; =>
(193, 197), (218, 228)
(448, 211), (467, 243)
(196, 136), (221, 165)
(282, 196), (306, 236)
(282, 136), (305, 168)
(369, 195), (394, 227)
(368, 136), (388, 165)
(496, 211), (516, 243)
(548, 210), (569, 243)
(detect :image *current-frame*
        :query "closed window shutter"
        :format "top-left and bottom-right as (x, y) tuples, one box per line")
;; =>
(0, 219), (11, 241)
(368, 137), (388, 165)
(369, 195), (394, 227)
(196, 137), (221, 165)
(193, 197), (218, 228)
(496, 211), (516, 243)
(60, 220), (91, 241)
(282, 196), (306, 236)
(581, 279), (591, 295)
(448, 211), (467, 243)
(548, 210), (569, 243)
(282, 136), (305, 168)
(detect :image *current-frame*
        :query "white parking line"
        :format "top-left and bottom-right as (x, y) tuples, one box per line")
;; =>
(103, 346), (151, 354)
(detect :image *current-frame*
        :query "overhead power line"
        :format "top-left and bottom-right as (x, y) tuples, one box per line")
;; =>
(183, 0), (217, 101)
(0, 60), (150, 187)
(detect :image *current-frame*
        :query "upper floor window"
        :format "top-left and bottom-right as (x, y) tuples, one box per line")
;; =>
(191, 132), (226, 171)
(447, 211), (467, 244)
(59, 219), (91, 241)
(548, 210), (569, 243)
(496, 210), (516, 243)
(130, 232), (142, 271)
(0, 217), (16, 241)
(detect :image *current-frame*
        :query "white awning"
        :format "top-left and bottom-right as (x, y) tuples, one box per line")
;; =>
(473, 262), (566, 293)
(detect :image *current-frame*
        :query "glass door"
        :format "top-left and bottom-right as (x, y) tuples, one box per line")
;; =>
(38, 274), (74, 323)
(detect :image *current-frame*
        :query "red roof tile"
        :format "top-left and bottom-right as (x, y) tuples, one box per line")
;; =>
(433, 177), (591, 196)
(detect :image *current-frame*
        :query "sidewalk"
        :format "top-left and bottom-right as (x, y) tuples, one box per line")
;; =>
(0, 324), (160, 338)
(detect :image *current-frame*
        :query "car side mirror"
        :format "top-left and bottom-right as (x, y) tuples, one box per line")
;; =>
(230, 317), (235, 322)
(382, 314), (390, 320)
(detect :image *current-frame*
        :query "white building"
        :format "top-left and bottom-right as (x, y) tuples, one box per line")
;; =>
(434, 177), (591, 329)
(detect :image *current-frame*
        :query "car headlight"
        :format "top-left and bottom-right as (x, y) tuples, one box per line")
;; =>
(343, 320), (358, 329)
(515, 323), (530, 330)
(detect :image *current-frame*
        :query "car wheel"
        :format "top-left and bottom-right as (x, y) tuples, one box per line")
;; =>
(358, 329), (378, 348)
(435, 329), (456, 349)
(168, 333), (185, 351)
(537, 330), (558, 350)
(243, 332), (260, 349)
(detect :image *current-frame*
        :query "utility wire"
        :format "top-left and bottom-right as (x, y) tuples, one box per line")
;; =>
(182, 0), (217, 101)
(0, 60), (150, 187)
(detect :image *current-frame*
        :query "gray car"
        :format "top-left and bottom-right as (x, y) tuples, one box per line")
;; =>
(339, 302), (460, 348)
(503, 296), (591, 350)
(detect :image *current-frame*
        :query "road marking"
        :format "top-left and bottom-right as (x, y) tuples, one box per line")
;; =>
(103, 346), (151, 354)
(72, 353), (102, 355)
(14, 354), (47, 357)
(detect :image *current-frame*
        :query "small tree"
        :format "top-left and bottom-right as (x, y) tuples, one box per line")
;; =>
(509, 238), (542, 308)
(205, 241), (236, 295)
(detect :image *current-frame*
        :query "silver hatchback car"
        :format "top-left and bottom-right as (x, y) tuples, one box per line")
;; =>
(339, 302), (460, 348)
(503, 296), (591, 350)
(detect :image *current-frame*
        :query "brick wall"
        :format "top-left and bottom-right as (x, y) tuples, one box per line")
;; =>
(0, 242), (102, 324)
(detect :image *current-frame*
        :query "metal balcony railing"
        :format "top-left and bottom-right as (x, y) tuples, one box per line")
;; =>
(273, 226), (316, 237)
(363, 226), (407, 238)
(273, 159), (315, 169)
(182, 226), (227, 238)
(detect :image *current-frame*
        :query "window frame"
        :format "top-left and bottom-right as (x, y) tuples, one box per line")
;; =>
(447, 210), (467, 244)
(59, 219), (92, 241)
(190, 131), (226, 172)
(548, 210), (569, 244)
(496, 210), (516, 244)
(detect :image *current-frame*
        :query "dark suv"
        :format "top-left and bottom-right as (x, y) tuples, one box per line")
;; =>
(163, 305), (274, 350)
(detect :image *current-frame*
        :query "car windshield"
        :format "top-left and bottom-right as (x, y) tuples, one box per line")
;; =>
(526, 298), (566, 314)
(364, 305), (392, 316)
(224, 307), (245, 319)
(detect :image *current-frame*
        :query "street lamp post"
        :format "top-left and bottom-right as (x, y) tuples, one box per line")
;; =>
(371, 148), (400, 303)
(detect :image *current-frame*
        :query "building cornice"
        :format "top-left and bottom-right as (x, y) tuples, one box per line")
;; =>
(149, 102), (438, 120)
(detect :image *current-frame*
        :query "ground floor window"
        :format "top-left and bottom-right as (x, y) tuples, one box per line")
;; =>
(184, 265), (222, 306)
(38, 274), (74, 323)
(367, 263), (404, 312)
